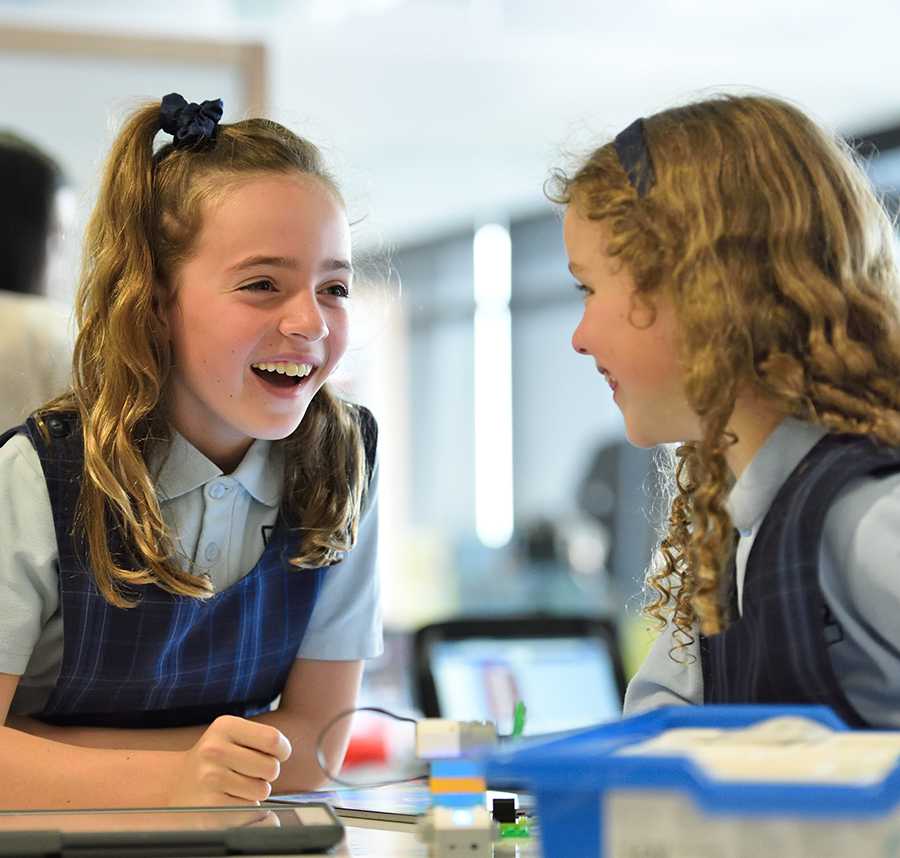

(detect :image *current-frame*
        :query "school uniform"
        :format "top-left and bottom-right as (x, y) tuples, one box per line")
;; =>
(624, 417), (900, 728)
(0, 411), (381, 727)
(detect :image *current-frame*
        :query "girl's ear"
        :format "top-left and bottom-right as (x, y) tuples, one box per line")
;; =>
(153, 279), (177, 338)
(627, 289), (658, 330)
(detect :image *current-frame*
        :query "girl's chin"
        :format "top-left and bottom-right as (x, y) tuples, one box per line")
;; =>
(246, 411), (312, 442)
(622, 419), (672, 450)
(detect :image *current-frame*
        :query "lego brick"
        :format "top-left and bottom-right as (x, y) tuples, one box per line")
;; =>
(491, 797), (517, 823)
(429, 776), (486, 794)
(419, 806), (494, 856)
(431, 792), (485, 809)
(430, 758), (483, 778)
(433, 805), (492, 831)
(415, 719), (461, 759)
(460, 721), (497, 754)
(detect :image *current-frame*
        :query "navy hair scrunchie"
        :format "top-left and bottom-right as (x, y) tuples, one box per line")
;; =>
(159, 92), (224, 150)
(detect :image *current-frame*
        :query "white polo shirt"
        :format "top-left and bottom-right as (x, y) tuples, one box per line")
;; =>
(624, 418), (900, 727)
(0, 428), (382, 716)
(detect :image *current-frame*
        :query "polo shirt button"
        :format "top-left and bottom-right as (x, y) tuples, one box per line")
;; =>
(207, 482), (227, 500)
(204, 543), (221, 562)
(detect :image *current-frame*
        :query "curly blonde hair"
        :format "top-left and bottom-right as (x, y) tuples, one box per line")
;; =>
(551, 94), (900, 643)
(39, 102), (368, 607)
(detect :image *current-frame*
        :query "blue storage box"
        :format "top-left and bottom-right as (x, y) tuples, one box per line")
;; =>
(483, 705), (900, 858)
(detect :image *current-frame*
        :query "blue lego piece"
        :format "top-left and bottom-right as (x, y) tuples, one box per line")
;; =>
(431, 792), (485, 809)
(430, 758), (484, 778)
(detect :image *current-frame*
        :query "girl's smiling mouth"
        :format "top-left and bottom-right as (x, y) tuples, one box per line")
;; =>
(250, 361), (316, 393)
(597, 365), (619, 393)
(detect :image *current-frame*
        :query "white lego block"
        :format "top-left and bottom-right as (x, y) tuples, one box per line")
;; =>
(416, 719), (462, 759)
(460, 721), (498, 753)
(431, 806), (493, 856)
(433, 805), (492, 830)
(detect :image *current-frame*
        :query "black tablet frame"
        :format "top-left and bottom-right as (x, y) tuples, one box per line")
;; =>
(411, 614), (627, 721)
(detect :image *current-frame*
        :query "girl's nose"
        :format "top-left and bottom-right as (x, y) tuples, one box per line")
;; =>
(279, 294), (329, 341)
(571, 318), (589, 355)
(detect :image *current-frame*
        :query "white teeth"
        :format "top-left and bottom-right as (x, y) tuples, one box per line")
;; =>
(251, 361), (313, 378)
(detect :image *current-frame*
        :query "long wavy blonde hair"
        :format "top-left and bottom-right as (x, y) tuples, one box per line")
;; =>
(551, 94), (900, 644)
(39, 102), (369, 607)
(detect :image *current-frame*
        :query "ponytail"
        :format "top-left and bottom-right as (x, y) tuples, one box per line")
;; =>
(45, 104), (205, 605)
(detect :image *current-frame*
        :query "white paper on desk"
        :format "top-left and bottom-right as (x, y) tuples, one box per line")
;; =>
(272, 783), (520, 823)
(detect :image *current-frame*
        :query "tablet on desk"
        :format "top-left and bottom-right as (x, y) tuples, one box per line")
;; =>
(414, 615), (626, 736)
(0, 803), (343, 856)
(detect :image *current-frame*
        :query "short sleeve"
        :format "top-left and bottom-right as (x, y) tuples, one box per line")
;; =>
(623, 620), (703, 716)
(0, 434), (60, 675)
(821, 471), (900, 726)
(297, 461), (383, 660)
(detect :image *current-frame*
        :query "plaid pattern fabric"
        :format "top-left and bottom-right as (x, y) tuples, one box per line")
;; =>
(699, 433), (900, 727)
(1, 415), (328, 728)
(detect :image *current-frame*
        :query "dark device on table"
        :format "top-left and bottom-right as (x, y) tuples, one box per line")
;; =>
(0, 803), (343, 856)
(413, 614), (626, 736)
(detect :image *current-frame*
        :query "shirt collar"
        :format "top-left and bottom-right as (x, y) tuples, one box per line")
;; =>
(231, 437), (282, 507)
(151, 433), (282, 507)
(727, 417), (828, 535)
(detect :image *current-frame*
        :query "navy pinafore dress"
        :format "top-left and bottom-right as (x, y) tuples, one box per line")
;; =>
(0, 408), (376, 728)
(700, 433), (900, 727)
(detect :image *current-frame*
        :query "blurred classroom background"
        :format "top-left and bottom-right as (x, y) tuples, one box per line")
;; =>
(2, 0), (899, 769)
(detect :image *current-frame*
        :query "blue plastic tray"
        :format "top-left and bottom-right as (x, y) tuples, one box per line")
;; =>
(483, 706), (900, 858)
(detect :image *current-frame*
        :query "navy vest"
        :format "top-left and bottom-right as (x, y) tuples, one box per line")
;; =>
(0, 407), (377, 728)
(700, 433), (900, 727)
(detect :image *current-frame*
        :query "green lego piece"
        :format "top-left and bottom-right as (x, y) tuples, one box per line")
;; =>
(511, 700), (527, 738)
(498, 817), (530, 839)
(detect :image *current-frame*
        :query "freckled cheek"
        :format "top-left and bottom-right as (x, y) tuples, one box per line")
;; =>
(192, 354), (229, 388)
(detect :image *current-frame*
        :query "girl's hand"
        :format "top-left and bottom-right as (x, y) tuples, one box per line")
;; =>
(168, 715), (292, 806)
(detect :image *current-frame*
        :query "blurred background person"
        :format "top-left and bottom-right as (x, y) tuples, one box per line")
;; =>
(0, 131), (73, 429)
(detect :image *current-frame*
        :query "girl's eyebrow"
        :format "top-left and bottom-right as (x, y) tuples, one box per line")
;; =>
(227, 254), (295, 272)
(226, 255), (354, 275)
(324, 258), (354, 275)
(568, 262), (585, 275)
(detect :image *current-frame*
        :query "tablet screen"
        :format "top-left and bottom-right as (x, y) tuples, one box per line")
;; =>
(430, 635), (622, 734)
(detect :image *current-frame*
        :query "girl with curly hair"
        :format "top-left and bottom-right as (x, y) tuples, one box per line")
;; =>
(559, 94), (900, 728)
(0, 94), (380, 806)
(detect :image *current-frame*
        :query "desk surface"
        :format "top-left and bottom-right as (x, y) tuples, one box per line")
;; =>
(307, 818), (539, 857)
(269, 784), (540, 856)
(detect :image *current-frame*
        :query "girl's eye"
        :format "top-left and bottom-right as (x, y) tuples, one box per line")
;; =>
(574, 282), (592, 297)
(322, 282), (351, 299)
(240, 279), (276, 292)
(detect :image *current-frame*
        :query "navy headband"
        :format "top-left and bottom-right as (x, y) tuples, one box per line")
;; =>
(613, 118), (655, 198)
(159, 92), (224, 150)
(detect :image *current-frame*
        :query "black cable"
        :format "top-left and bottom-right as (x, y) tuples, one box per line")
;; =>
(316, 705), (523, 789)
(315, 705), (429, 788)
